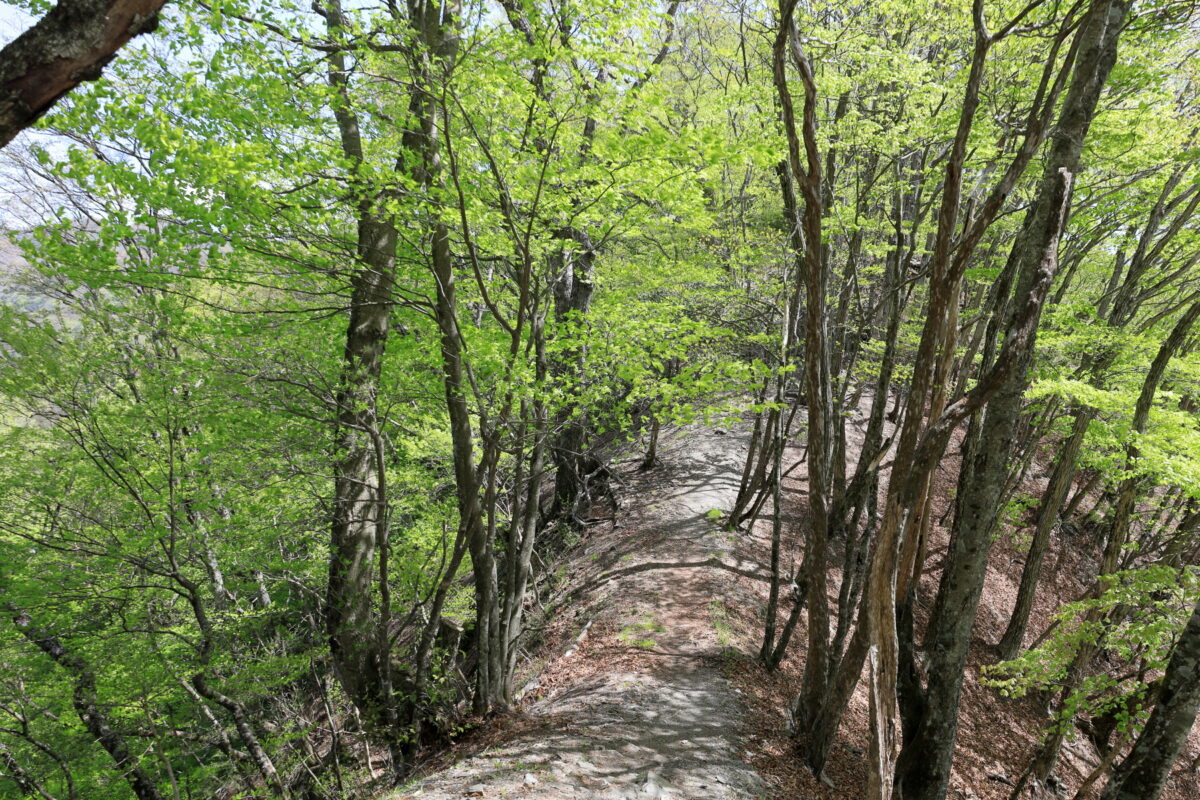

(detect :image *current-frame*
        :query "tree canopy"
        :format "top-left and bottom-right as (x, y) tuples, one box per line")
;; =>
(2, 1), (1200, 799)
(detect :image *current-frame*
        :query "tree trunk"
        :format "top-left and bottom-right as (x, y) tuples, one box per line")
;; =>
(322, 0), (471, 743)
(998, 408), (1093, 660)
(176, 573), (288, 798)
(499, 322), (550, 701)
(0, 0), (168, 148)
(1099, 598), (1200, 800)
(773, 0), (835, 739)
(761, 382), (788, 663)
(0, 744), (53, 800)
(894, 3), (1128, 796)
(551, 241), (596, 523)
(432, 216), (501, 712)
(320, 0), (400, 736)
(10, 605), (163, 800)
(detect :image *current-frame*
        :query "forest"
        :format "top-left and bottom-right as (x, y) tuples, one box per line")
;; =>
(1, 0), (1200, 799)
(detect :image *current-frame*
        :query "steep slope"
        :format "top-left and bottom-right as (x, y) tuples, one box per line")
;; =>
(728, 410), (1200, 800)
(393, 410), (1200, 800)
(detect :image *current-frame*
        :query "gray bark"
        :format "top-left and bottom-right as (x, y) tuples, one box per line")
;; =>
(773, 0), (835, 736)
(0, 0), (167, 148)
(1099, 598), (1200, 800)
(9, 605), (162, 800)
(321, 0), (402, 736)
(893, 2), (1128, 797)
(998, 409), (1093, 660)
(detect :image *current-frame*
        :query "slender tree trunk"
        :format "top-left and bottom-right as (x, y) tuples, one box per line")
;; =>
(998, 409), (1093, 660)
(732, 379), (771, 520)
(1064, 469), (1102, 519)
(641, 412), (661, 470)
(431, 219), (501, 712)
(10, 605), (163, 800)
(773, 0), (835, 739)
(761, 175), (801, 663)
(827, 158), (914, 670)
(499, 319), (550, 700)
(895, 4), (1128, 796)
(175, 572), (288, 798)
(402, 0), (499, 717)
(761, 383), (788, 662)
(0, 744), (55, 800)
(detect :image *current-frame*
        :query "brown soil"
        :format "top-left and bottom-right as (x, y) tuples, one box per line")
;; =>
(732, 399), (1200, 800)
(395, 405), (1200, 800)
(394, 425), (769, 799)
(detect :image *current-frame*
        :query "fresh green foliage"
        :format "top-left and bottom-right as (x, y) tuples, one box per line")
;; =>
(984, 567), (1200, 738)
(0, 0), (1199, 797)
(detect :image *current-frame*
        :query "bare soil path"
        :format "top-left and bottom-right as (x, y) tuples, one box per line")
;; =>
(395, 426), (769, 800)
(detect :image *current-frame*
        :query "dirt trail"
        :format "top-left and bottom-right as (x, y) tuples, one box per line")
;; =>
(396, 427), (769, 800)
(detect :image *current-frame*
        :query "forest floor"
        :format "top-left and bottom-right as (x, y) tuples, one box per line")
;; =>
(393, 409), (1200, 800)
(394, 425), (770, 799)
(726, 397), (1200, 800)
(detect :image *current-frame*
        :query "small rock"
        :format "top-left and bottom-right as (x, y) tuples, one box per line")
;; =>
(641, 780), (662, 797)
(524, 773), (538, 787)
(986, 771), (1015, 787)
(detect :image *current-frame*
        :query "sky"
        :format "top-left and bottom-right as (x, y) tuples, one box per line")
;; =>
(0, 3), (35, 46)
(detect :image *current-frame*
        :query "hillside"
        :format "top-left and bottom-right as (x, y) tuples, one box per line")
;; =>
(395, 421), (1200, 800)
(4, 2), (1200, 800)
